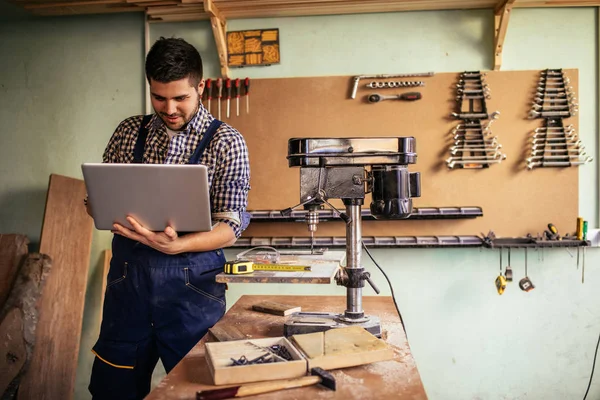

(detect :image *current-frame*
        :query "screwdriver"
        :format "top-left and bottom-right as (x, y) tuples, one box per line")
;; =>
(244, 77), (250, 114)
(216, 78), (222, 120)
(206, 78), (212, 113)
(235, 78), (240, 117)
(225, 78), (232, 119)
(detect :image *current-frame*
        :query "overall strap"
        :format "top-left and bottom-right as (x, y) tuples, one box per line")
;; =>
(133, 114), (154, 163)
(188, 119), (223, 164)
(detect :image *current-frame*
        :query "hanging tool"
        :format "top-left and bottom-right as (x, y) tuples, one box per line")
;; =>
(224, 259), (312, 275)
(505, 248), (513, 282)
(519, 248), (535, 292)
(197, 367), (335, 399)
(495, 249), (507, 295)
(244, 77), (250, 114)
(205, 78), (212, 113)
(216, 78), (223, 120)
(226, 78), (232, 119)
(577, 217), (584, 269)
(367, 92), (422, 103)
(544, 223), (560, 240)
(234, 78), (241, 117)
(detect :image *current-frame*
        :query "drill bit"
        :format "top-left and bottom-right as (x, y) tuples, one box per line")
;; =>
(310, 231), (314, 254)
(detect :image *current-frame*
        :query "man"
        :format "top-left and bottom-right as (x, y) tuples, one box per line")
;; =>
(88, 37), (251, 399)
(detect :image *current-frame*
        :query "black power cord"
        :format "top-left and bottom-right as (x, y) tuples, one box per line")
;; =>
(361, 241), (407, 338)
(583, 330), (600, 399)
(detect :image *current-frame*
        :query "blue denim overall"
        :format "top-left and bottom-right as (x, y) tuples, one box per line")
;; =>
(89, 116), (226, 400)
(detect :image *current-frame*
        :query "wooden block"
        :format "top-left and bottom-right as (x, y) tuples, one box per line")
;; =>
(208, 325), (247, 342)
(291, 326), (395, 371)
(252, 300), (301, 316)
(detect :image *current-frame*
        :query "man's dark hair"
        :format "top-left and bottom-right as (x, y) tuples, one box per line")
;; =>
(145, 37), (203, 87)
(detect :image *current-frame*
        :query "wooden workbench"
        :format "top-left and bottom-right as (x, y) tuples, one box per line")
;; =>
(146, 295), (428, 400)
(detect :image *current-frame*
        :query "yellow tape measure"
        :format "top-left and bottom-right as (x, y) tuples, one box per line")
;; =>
(224, 259), (312, 275)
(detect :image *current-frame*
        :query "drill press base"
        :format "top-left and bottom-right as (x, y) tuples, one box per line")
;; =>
(283, 312), (382, 338)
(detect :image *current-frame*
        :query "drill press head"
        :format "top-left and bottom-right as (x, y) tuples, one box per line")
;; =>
(287, 137), (421, 220)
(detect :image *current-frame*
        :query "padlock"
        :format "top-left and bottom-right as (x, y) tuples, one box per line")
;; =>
(519, 277), (535, 292)
(505, 266), (513, 282)
(495, 274), (507, 295)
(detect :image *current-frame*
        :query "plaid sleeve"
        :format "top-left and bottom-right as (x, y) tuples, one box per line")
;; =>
(210, 127), (251, 238)
(102, 115), (143, 163)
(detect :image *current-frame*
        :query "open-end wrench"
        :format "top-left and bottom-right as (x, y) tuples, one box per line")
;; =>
(527, 159), (592, 169)
(447, 155), (506, 169)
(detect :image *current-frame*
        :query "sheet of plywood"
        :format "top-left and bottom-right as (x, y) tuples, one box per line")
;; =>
(232, 70), (579, 239)
(17, 174), (93, 400)
(0, 234), (29, 309)
(215, 250), (344, 284)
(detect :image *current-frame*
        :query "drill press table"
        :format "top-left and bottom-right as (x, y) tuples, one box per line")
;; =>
(146, 295), (428, 400)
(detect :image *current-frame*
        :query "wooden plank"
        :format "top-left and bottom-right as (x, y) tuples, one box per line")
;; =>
(215, 250), (343, 284)
(146, 295), (427, 399)
(99, 249), (111, 325)
(291, 326), (395, 371)
(0, 234), (29, 310)
(208, 324), (247, 341)
(17, 174), (93, 400)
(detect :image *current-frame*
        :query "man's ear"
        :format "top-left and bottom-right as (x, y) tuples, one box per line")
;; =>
(197, 79), (205, 96)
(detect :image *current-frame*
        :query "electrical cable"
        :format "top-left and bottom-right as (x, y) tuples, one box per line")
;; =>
(583, 329), (600, 400)
(361, 241), (407, 338)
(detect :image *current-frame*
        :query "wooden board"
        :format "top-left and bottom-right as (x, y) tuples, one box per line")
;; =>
(146, 295), (427, 400)
(17, 174), (93, 400)
(229, 70), (579, 239)
(290, 326), (395, 371)
(0, 234), (29, 310)
(216, 250), (344, 284)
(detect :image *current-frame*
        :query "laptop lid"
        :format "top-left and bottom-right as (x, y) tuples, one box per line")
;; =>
(82, 163), (212, 232)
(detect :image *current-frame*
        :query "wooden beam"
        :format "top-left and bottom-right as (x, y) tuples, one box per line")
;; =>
(493, 0), (515, 70)
(204, 0), (229, 78)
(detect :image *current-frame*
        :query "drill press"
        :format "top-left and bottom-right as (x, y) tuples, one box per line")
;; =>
(282, 137), (421, 337)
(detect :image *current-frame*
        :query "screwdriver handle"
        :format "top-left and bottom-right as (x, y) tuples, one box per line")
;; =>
(244, 77), (250, 95)
(206, 78), (212, 100)
(226, 78), (232, 99)
(216, 78), (222, 98)
(548, 223), (558, 235)
(235, 78), (240, 98)
(400, 92), (422, 101)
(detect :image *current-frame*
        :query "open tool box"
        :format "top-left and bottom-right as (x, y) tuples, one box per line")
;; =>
(204, 326), (395, 385)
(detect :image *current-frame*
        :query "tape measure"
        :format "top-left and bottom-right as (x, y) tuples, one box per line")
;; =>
(224, 259), (312, 275)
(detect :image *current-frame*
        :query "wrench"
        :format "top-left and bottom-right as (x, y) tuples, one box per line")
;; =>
(367, 92), (422, 103)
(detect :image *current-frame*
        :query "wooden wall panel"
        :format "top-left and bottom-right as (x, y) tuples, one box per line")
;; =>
(227, 70), (579, 238)
(18, 174), (93, 400)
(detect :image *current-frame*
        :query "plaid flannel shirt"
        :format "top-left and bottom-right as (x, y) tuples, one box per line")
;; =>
(102, 104), (251, 237)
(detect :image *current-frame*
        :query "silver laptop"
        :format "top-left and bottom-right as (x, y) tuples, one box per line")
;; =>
(82, 163), (213, 232)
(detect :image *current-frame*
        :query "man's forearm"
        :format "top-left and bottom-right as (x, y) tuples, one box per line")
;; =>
(176, 222), (237, 253)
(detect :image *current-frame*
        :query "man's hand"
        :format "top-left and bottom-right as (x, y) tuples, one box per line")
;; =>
(112, 216), (182, 255)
